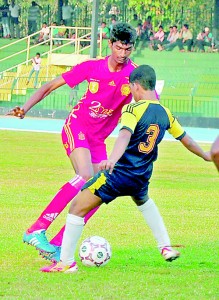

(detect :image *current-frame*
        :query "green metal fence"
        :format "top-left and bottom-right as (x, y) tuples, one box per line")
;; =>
(1, 2), (214, 38)
(160, 97), (219, 118)
(1, 80), (218, 119)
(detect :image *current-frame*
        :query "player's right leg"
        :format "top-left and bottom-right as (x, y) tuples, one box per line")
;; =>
(41, 188), (103, 272)
(23, 147), (92, 253)
(133, 193), (180, 262)
(23, 122), (94, 253)
(45, 137), (108, 252)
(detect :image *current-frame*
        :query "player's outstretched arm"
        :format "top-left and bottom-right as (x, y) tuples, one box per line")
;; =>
(180, 133), (212, 161)
(210, 136), (219, 171)
(99, 129), (132, 174)
(6, 76), (66, 118)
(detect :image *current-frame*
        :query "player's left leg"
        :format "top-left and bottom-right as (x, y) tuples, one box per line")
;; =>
(132, 194), (180, 262)
(23, 148), (90, 253)
(41, 182), (101, 264)
(24, 123), (103, 254)
(41, 189), (102, 272)
(47, 141), (107, 249)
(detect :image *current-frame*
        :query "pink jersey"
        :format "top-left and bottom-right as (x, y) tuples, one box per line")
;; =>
(62, 56), (137, 139)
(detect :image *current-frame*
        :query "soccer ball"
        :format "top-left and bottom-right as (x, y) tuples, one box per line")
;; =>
(79, 236), (112, 267)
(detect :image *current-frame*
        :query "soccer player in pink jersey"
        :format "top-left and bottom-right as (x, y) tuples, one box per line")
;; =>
(7, 22), (139, 258)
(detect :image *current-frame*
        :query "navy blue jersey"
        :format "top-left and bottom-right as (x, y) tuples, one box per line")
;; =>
(114, 100), (186, 185)
(82, 99), (186, 203)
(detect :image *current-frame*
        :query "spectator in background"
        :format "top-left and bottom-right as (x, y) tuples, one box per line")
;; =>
(193, 29), (206, 51)
(0, 0), (11, 38)
(162, 25), (179, 51)
(98, 22), (110, 39)
(158, 26), (173, 50)
(108, 4), (120, 16)
(177, 24), (193, 52)
(109, 15), (117, 32)
(196, 27), (213, 52)
(130, 14), (142, 49)
(26, 52), (41, 89)
(141, 16), (153, 48)
(130, 14), (140, 30)
(9, 0), (20, 39)
(142, 16), (153, 40)
(166, 26), (174, 43)
(135, 23), (143, 49)
(28, 1), (42, 35)
(149, 25), (165, 50)
(36, 22), (50, 44)
(58, 19), (67, 38)
(62, 0), (74, 27)
(51, 21), (60, 46)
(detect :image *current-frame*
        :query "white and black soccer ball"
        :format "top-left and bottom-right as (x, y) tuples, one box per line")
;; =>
(79, 236), (112, 267)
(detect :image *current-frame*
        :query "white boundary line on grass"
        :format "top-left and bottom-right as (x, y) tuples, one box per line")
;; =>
(0, 127), (61, 134)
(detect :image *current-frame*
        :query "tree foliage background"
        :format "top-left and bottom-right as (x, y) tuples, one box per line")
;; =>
(17, 0), (218, 37)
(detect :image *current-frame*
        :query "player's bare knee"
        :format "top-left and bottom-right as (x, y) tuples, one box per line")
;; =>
(69, 198), (86, 216)
(78, 170), (94, 181)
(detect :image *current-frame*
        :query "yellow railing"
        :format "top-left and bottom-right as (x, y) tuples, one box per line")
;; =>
(0, 26), (104, 101)
(0, 26), (103, 76)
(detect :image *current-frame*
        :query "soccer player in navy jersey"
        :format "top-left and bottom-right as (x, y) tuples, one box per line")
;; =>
(40, 64), (212, 273)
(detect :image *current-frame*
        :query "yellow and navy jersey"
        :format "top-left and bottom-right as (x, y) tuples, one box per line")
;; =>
(114, 100), (186, 184)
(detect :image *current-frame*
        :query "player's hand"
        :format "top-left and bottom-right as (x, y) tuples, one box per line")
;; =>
(98, 159), (116, 174)
(6, 106), (25, 119)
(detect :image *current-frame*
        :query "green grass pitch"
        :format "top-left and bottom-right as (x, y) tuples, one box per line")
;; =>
(1, 130), (219, 299)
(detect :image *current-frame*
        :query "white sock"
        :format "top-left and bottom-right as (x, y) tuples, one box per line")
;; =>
(60, 214), (84, 266)
(138, 198), (171, 252)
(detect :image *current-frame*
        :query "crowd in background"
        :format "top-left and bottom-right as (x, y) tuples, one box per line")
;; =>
(129, 13), (218, 53)
(0, 1), (218, 53)
(0, 0), (73, 39)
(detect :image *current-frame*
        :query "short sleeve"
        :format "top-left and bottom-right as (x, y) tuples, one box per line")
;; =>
(120, 104), (137, 134)
(62, 60), (92, 88)
(165, 107), (186, 140)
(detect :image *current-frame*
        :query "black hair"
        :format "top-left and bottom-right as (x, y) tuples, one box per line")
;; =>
(173, 25), (177, 29)
(36, 52), (40, 56)
(110, 22), (137, 45)
(183, 24), (189, 29)
(129, 65), (156, 91)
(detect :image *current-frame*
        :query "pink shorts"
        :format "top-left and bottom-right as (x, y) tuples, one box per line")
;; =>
(61, 118), (107, 164)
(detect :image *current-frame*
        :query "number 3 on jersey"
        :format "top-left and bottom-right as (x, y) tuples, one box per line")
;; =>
(138, 124), (160, 154)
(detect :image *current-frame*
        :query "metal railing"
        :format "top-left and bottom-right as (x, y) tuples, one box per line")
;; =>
(160, 97), (219, 118)
(0, 26), (105, 102)
(0, 26), (104, 75)
(0, 86), (218, 119)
